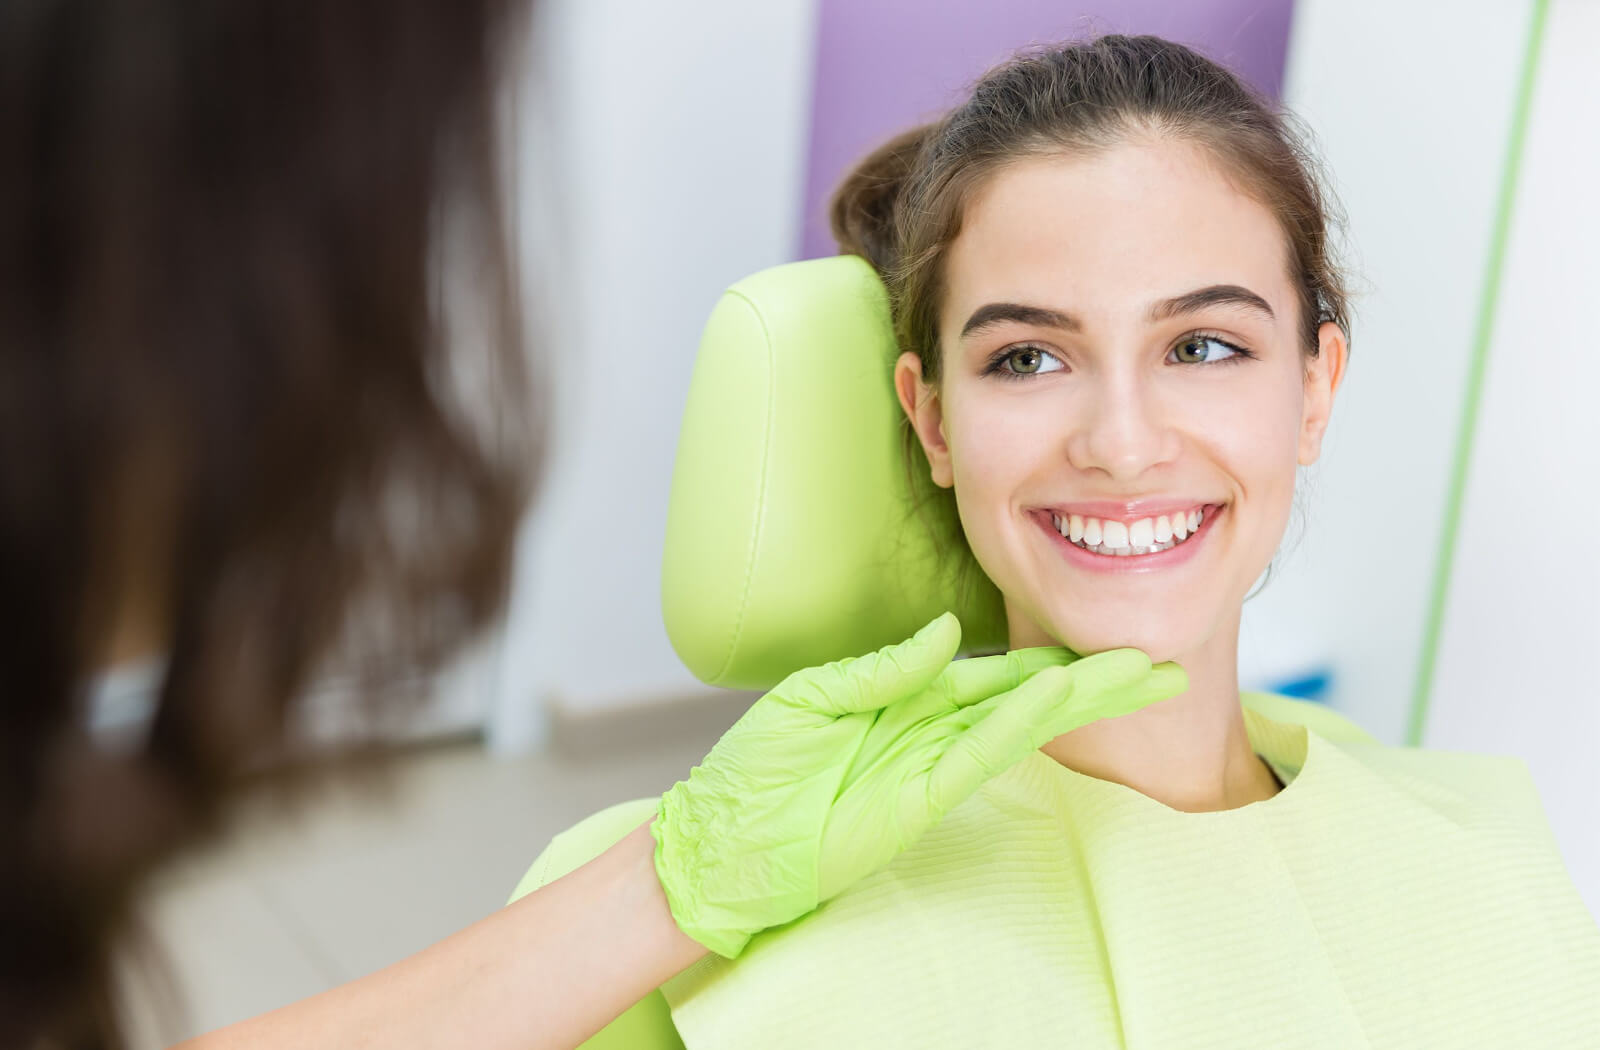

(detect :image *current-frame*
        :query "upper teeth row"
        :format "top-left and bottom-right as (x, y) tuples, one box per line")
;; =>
(1050, 507), (1206, 549)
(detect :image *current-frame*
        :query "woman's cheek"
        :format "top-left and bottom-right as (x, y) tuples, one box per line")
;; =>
(949, 400), (1041, 482)
(945, 402), (1047, 580)
(1203, 391), (1303, 596)
(947, 397), (1037, 499)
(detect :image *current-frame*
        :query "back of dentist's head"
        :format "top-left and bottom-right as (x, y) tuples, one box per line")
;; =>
(0, 1), (539, 1044)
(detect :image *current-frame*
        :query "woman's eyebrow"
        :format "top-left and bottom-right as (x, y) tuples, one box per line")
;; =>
(1149, 284), (1275, 324)
(961, 302), (1079, 338)
(959, 284), (1275, 339)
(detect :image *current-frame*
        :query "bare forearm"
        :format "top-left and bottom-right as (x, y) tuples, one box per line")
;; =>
(176, 816), (706, 1050)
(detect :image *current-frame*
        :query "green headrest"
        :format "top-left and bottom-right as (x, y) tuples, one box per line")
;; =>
(662, 255), (1007, 690)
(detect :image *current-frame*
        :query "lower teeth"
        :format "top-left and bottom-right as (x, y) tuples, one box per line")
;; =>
(1076, 539), (1179, 556)
(1068, 527), (1203, 557)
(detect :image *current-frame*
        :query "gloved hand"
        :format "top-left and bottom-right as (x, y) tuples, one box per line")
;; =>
(650, 611), (1187, 958)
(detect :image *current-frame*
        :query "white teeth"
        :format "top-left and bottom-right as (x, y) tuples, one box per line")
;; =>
(1050, 504), (1216, 557)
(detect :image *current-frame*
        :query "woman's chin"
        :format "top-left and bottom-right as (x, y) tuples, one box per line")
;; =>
(1049, 625), (1189, 665)
(1005, 598), (1204, 663)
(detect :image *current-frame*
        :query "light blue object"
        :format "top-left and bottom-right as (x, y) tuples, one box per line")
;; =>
(507, 259), (1385, 1050)
(1264, 666), (1333, 703)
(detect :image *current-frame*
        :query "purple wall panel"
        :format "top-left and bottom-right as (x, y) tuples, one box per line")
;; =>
(799, 0), (1296, 259)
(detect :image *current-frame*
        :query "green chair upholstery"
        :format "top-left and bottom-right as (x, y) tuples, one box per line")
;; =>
(659, 256), (1007, 691)
(505, 257), (1381, 1047)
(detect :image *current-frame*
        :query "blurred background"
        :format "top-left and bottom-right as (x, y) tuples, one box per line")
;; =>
(106, 0), (1598, 1044)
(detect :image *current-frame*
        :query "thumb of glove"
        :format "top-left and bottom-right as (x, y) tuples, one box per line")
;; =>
(788, 611), (963, 718)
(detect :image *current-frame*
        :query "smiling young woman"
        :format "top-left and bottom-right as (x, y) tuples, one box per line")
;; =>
(600, 32), (1600, 1049)
(873, 85), (1350, 817)
(412, 32), (1594, 1050)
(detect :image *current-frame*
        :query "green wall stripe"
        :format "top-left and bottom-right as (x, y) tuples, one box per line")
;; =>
(1407, 0), (1549, 748)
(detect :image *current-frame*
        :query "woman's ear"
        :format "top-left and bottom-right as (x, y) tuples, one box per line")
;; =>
(1299, 321), (1349, 466)
(894, 351), (954, 488)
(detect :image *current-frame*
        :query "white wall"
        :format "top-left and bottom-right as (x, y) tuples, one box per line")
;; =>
(1241, 0), (1532, 744)
(1270, 0), (1598, 915)
(1428, 0), (1600, 918)
(489, 0), (820, 750)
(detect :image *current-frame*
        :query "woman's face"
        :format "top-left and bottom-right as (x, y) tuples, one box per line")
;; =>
(896, 134), (1346, 661)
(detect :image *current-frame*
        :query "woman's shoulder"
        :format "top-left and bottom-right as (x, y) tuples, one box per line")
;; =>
(1239, 690), (1378, 746)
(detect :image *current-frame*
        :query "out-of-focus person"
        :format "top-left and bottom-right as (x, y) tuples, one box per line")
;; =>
(1, 1), (540, 1043)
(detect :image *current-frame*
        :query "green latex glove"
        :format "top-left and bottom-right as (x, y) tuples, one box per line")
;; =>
(650, 611), (1188, 958)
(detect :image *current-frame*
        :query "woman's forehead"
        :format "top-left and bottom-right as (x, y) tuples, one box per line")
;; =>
(943, 142), (1291, 328)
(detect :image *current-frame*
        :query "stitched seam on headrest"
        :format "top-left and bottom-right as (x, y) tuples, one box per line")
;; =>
(710, 289), (776, 685)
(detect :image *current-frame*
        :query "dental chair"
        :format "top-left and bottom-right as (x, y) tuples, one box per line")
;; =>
(504, 255), (1378, 1050)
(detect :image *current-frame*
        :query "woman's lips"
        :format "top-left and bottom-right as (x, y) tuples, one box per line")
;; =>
(1032, 503), (1224, 574)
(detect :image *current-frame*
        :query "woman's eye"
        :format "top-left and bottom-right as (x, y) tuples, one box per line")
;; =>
(1170, 333), (1245, 365)
(999, 346), (1063, 376)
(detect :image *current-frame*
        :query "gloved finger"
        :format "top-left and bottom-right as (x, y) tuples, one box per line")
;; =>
(924, 663), (1091, 815)
(926, 652), (1175, 812)
(788, 611), (963, 717)
(1007, 644), (1084, 679)
(1032, 658), (1188, 741)
(939, 646), (1078, 710)
(1050, 647), (1154, 697)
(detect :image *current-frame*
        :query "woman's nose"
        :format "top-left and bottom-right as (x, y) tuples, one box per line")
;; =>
(1063, 380), (1181, 480)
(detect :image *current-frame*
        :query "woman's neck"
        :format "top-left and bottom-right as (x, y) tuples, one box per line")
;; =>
(1025, 613), (1279, 812)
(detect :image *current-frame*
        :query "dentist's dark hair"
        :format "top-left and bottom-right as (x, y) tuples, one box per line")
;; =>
(0, 0), (541, 1045)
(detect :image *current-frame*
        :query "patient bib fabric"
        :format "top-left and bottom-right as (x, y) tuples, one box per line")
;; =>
(657, 705), (1600, 1049)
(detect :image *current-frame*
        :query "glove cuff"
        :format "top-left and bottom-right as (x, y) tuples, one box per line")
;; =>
(650, 788), (757, 960)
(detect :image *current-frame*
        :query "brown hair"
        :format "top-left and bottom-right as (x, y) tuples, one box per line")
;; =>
(0, 1), (540, 1045)
(832, 33), (1353, 377)
(830, 33), (1355, 593)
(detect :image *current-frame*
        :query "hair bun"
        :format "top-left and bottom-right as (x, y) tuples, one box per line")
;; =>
(827, 122), (937, 274)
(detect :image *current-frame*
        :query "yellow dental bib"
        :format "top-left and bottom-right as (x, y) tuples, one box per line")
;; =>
(654, 702), (1599, 1048)
(519, 695), (1600, 1049)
